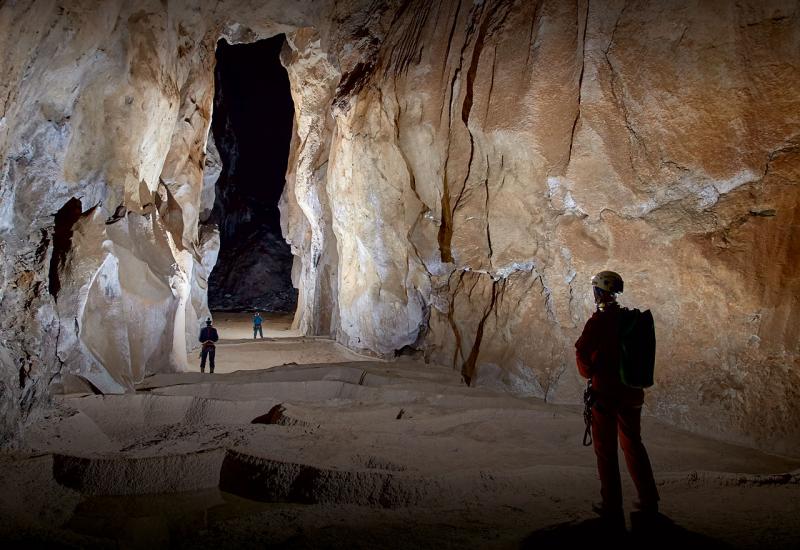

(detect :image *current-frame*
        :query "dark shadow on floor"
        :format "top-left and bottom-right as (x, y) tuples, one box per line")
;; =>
(520, 513), (734, 550)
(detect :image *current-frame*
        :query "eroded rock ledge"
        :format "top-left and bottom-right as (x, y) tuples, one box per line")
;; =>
(0, 0), (798, 454)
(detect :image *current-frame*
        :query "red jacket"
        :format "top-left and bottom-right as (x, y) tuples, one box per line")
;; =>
(575, 304), (643, 405)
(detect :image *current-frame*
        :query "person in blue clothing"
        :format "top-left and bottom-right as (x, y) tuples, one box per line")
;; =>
(253, 311), (263, 339)
(199, 317), (219, 373)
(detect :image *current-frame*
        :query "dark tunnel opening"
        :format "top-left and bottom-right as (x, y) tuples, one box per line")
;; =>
(207, 35), (297, 313)
(48, 197), (83, 301)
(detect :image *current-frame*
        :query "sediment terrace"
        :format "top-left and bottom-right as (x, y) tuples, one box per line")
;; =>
(1, 337), (799, 548)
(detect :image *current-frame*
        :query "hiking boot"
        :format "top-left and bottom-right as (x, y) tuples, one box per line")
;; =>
(592, 501), (625, 531)
(593, 501), (623, 516)
(633, 500), (659, 514)
(630, 511), (666, 535)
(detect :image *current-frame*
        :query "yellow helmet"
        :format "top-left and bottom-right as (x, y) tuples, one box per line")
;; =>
(591, 271), (623, 294)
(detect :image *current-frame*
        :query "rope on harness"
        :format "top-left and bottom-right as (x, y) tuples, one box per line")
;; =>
(582, 379), (594, 447)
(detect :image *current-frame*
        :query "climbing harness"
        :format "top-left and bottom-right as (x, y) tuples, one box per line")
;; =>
(582, 379), (595, 447)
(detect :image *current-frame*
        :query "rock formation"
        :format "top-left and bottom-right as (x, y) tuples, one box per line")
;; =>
(0, 0), (798, 455)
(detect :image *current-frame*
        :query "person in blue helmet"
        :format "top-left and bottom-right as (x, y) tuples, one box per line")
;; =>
(253, 311), (264, 339)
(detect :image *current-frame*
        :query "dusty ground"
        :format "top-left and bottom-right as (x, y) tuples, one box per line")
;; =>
(193, 312), (370, 374)
(207, 312), (299, 340)
(1, 316), (798, 549)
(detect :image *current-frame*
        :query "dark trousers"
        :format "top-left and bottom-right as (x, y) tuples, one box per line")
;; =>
(200, 345), (215, 373)
(254, 325), (263, 338)
(592, 400), (659, 510)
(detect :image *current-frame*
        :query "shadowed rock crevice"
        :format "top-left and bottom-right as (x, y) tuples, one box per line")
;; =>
(47, 197), (83, 301)
(461, 277), (501, 386)
(566, 0), (590, 172)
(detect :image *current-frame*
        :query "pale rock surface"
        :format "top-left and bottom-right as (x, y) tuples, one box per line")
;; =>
(200, 135), (221, 223)
(325, 0), (800, 454)
(0, 0), (798, 456)
(190, 134), (221, 329)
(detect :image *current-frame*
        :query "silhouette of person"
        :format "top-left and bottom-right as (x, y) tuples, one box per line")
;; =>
(253, 311), (263, 339)
(575, 271), (659, 525)
(199, 317), (219, 373)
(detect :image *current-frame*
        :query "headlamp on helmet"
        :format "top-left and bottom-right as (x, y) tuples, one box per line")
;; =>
(591, 271), (624, 294)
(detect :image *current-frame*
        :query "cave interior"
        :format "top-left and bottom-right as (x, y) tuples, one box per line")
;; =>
(206, 34), (297, 314)
(0, 1), (799, 547)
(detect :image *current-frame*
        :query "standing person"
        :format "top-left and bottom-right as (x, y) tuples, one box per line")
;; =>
(575, 271), (659, 526)
(253, 311), (263, 339)
(199, 317), (219, 373)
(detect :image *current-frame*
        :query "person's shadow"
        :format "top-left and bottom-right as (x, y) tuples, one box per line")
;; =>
(520, 512), (733, 550)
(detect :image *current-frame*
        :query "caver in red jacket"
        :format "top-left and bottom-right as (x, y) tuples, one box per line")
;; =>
(575, 302), (659, 514)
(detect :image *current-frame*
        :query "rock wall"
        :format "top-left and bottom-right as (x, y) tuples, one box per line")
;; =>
(0, 0), (328, 443)
(0, 0), (798, 454)
(327, 0), (800, 453)
(330, 0), (800, 454)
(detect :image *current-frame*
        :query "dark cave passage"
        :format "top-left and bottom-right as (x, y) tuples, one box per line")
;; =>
(48, 197), (83, 301)
(207, 35), (297, 313)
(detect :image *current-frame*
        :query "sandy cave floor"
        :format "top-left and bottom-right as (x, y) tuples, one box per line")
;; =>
(208, 312), (301, 341)
(1, 316), (799, 549)
(194, 312), (371, 374)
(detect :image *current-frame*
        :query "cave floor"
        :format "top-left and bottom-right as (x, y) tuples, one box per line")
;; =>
(208, 311), (300, 340)
(2, 336), (799, 549)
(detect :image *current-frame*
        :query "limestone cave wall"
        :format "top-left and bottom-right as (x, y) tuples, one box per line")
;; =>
(0, 0), (798, 454)
(322, 0), (800, 454)
(329, 0), (800, 455)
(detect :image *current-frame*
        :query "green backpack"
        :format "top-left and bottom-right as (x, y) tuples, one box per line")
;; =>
(618, 308), (656, 388)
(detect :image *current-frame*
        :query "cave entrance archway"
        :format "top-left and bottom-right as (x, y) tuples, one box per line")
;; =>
(205, 34), (298, 336)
